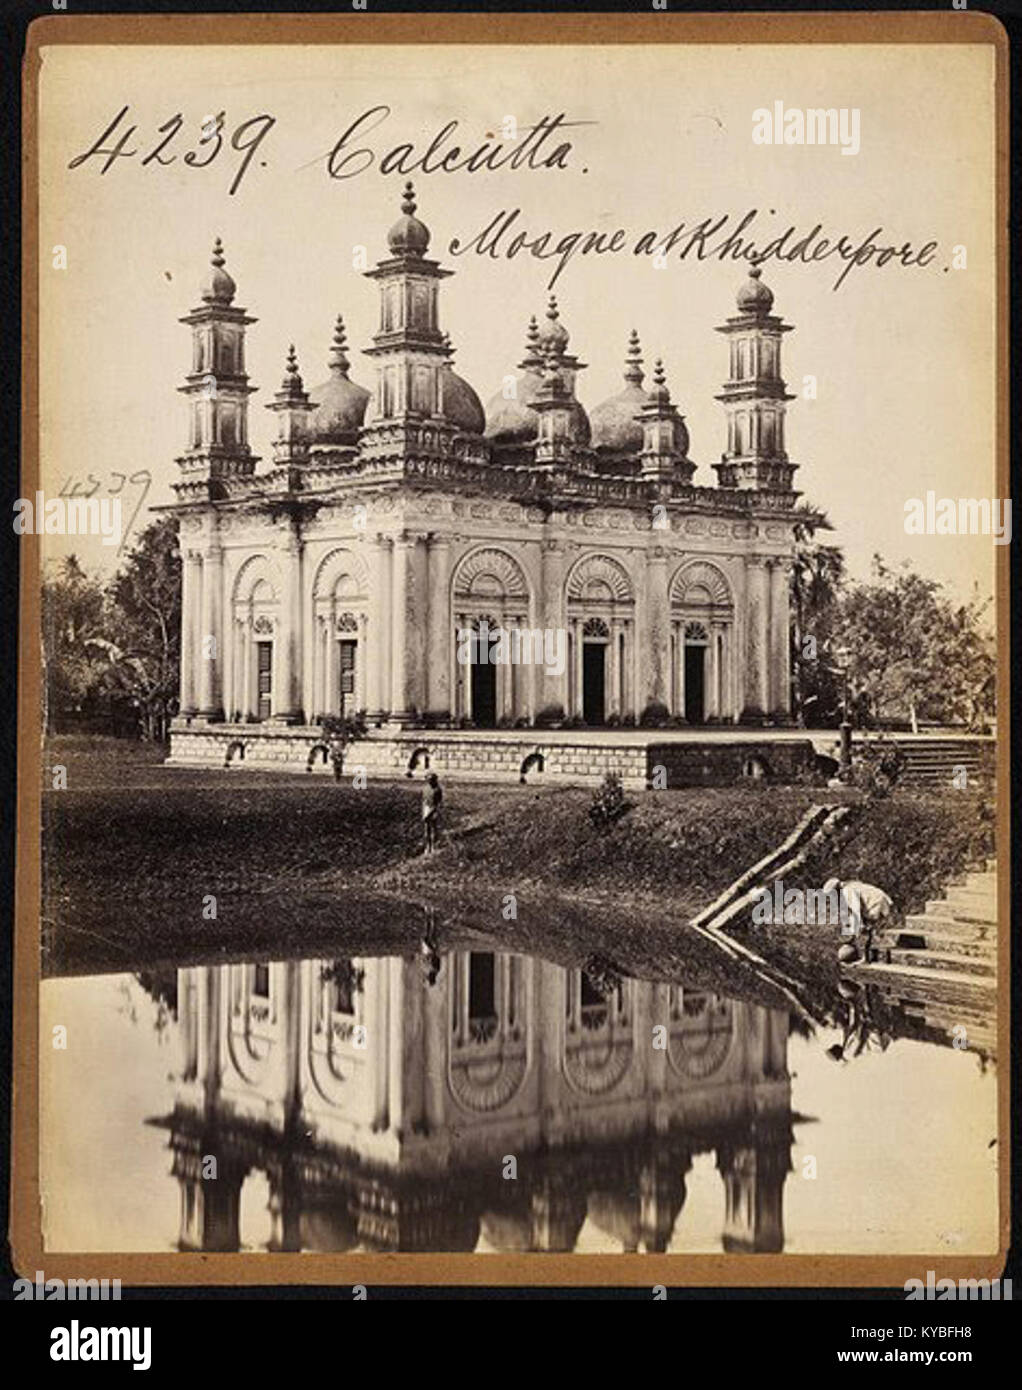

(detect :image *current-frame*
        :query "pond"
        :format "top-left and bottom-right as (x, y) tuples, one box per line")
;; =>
(39, 926), (998, 1256)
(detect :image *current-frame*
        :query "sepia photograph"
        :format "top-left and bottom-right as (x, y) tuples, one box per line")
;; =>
(9, 8), (1011, 1316)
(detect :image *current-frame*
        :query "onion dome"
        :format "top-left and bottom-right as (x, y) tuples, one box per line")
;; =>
(591, 330), (649, 454)
(201, 237), (236, 306)
(387, 180), (430, 257)
(279, 345), (305, 398)
(736, 263), (774, 315)
(648, 357), (672, 405)
(537, 295), (570, 355)
(484, 316), (545, 444)
(306, 315), (371, 444)
(440, 334), (486, 435)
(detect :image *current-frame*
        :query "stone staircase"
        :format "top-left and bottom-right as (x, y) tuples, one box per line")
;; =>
(873, 737), (995, 789)
(844, 860), (998, 1029)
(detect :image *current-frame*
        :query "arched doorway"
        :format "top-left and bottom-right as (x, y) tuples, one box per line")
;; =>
(566, 554), (635, 723)
(670, 561), (735, 723)
(452, 548), (531, 726)
(311, 549), (369, 721)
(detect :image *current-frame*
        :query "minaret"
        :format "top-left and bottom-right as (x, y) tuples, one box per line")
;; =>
(635, 360), (695, 485)
(530, 297), (591, 469)
(265, 345), (317, 478)
(360, 181), (453, 449)
(175, 239), (258, 499)
(713, 265), (797, 491)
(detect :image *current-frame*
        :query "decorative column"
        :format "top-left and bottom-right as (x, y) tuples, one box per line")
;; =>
(425, 534), (452, 723)
(366, 534), (390, 722)
(741, 556), (770, 722)
(573, 618), (583, 717)
(180, 547), (202, 716)
(608, 619), (622, 717)
(768, 558), (792, 721)
(197, 540), (224, 722)
(643, 546), (669, 711)
(390, 533), (413, 723)
(539, 539), (567, 714)
(274, 520), (304, 723)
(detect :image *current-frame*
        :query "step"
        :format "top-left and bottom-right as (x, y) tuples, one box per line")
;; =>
(905, 913), (996, 941)
(891, 929), (995, 959)
(842, 960), (996, 1007)
(886, 948), (994, 978)
(925, 900), (997, 926)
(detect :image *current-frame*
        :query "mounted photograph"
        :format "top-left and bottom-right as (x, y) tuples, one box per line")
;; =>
(15, 13), (1008, 1287)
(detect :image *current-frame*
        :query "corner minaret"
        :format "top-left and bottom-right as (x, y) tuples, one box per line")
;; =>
(360, 181), (453, 440)
(713, 266), (797, 491)
(175, 239), (258, 499)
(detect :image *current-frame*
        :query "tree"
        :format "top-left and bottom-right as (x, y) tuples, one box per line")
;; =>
(789, 503), (846, 726)
(832, 556), (989, 732)
(100, 518), (182, 742)
(41, 555), (110, 732)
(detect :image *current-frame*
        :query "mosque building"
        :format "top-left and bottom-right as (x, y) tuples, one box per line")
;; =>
(168, 182), (807, 768)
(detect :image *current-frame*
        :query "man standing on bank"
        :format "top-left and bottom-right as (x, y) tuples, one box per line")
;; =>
(422, 772), (443, 856)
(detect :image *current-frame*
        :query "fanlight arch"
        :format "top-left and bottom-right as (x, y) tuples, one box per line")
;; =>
(453, 547), (530, 603)
(232, 553), (282, 604)
(670, 560), (733, 611)
(312, 547), (369, 602)
(566, 553), (634, 606)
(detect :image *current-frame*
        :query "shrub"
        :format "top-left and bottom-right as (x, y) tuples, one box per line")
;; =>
(850, 736), (907, 798)
(639, 701), (670, 729)
(535, 703), (566, 728)
(588, 771), (627, 830)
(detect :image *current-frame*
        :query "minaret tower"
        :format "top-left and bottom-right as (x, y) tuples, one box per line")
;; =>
(175, 239), (258, 500)
(713, 266), (797, 491)
(360, 181), (456, 458)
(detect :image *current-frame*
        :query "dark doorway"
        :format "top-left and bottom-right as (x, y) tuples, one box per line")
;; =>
(471, 633), (497, 728)
(583, 643), (606, 725)
(338, 640), (357, 716)
(684, 644), (705, 724)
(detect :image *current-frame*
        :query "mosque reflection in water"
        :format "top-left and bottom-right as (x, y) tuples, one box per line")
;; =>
(152, 948), (793, 1254)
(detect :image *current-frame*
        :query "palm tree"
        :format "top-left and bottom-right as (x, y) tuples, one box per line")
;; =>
(789, 503), (846, 726)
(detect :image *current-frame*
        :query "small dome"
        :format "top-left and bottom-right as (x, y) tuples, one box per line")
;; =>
(736, 264), (774, 314)
(307, 315), (370, 444)
(483, 317), (547, 444)
(387, 181), (430, 256)
(591, 330), (647, 454)
(441, 365), (486, 435)
(201, 238), (236, 305)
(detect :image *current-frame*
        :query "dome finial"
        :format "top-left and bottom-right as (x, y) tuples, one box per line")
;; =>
(401, 180), (417, 216)
(280, 344), (304, 394)
(329, 314), (350, 375)
(211, 237), (225, 267)
(538, 295), (569, 356)
(649, 357), (671, 404)
(624, 329), (644, 386)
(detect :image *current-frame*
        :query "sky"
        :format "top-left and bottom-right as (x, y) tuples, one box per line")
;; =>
(35, 41), (998, 605)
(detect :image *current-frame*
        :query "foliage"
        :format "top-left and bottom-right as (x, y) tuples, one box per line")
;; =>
(587, 771), (628, 829)
(848, 735), (907, 798)
(41, 556), (111, 730)
(789, 503), (846, 727)
(101, 518), (182, 742)
(639, 701), (670, 729)
(832, 556), (995, 733)
(321, 712), (369, 776)
(534, 703), (566, 728)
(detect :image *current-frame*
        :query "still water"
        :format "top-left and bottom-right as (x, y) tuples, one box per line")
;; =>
(40, 941), (998, 1255)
